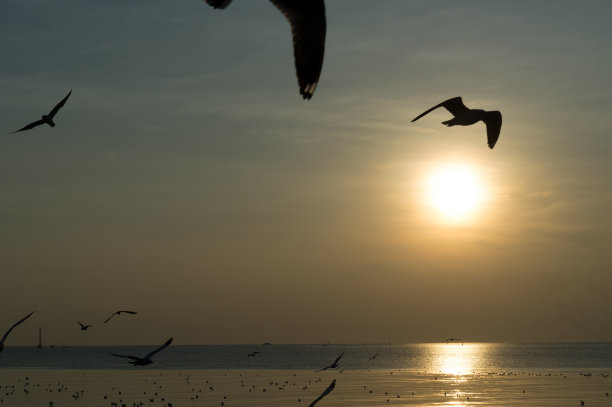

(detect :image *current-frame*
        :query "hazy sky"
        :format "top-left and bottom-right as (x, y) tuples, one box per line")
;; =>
(1, 0), (612, 346)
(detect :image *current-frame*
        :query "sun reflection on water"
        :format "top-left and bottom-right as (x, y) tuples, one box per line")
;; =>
(425, 343), (487, 377)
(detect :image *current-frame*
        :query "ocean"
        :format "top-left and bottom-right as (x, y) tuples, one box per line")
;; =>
(1, 343), (611, 373)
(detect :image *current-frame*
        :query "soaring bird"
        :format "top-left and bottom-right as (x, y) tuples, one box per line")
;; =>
(77, 322), (93, 331)
(411, 97), (502, 149)
(1, 311), (35, 353)
(368, 352), (380, 361)
(204, 0), (326, 100)
(111, 337), (173, 366)
(316, 351), (344, 372)
(9, 90), (72, 134)
(247, 351), (260, 357)
(103, 310), (137, 324)
(309, 379), (336, 407)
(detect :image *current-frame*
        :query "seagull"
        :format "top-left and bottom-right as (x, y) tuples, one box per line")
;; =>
(111, 337), (173, 366)
(316, 351), (344, 372)
(309, 379), (336, 407)
(247, 351), (260, 357)
(103, 310), (137, 324)
(368, 352), (380, 361)
(77, 322), (93, 331)
(204, 0), (326, 100)
(411, 96), (502, 149)
(1, 311), (35, 353)
(9, 90), (72, 134)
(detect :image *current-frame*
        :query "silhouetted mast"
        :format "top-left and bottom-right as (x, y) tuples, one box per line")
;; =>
(36, 328), (42, 349)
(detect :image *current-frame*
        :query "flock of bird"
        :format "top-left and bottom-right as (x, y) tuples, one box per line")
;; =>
(0, 310), (137, 350)
(1, 309), (345, 406)
(77, 310), (139, 331)
(5, 2), (504, 406)
(9, 0), (503, 148)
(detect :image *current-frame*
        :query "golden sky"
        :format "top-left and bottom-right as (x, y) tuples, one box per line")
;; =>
(1, 0), (611, 345)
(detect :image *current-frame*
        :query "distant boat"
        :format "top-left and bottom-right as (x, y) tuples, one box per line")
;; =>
(36, 328), (43, 349)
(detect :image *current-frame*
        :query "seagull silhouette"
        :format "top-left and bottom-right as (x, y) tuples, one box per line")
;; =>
(309, 379), (336, 407)
(111, 337), (173, 366)
(9, 90), (72, 134)
(368, 352), (380, 361)
(247, 351), (260, 357)
(316, 351), (344, 372)
(103, 310), (137, 324)
(77, 321), (93, 331)
(411, 96), (502, 149)
(1, 311), (35, 353)
(204, 0), (326, 100)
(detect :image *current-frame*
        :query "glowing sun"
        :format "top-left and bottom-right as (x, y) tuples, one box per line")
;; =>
(427, 165), (484, 220)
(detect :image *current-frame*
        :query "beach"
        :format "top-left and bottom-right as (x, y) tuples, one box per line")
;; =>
(1, 369), (609, 407)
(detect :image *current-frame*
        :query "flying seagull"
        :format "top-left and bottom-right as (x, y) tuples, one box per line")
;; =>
(411, 96), (502, 149)
(103, 310), (137, 324)
(9, 90), (72, 134)
(1, 311), (35, 353)
(77, 321), (93, 331)
(368, 352), (380, 361)
(316, 351), (344, 372)
(204, 0), (326, 100)
(111, 337), (173, 366)
(309, 379), (336, 407)
(247, 351), (260, 357)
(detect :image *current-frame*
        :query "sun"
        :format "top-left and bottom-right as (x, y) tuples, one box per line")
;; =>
(426, 164), (484, 221)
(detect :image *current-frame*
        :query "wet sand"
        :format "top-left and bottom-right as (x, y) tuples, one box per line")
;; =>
(0, 369), (610, 406)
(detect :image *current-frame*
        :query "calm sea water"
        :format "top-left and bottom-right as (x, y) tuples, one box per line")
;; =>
(0, 343), (610, 373)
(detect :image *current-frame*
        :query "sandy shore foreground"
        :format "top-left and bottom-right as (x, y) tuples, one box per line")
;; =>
(0, 369), (610, 407)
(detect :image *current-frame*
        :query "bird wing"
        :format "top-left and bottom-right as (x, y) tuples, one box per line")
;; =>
(332, 351), (344, 365)
(9, 119), (47, 134)
(411, 97), (469, 122)
(308, 379), (336, 407)
(103, 312), (118, 324)
(204, 0), (233, 9)
(47, 89), (71, 118)
(117, 310), (137, 315)
(77, 321), (85, 329)
(268, 0), (326, 99)
(143, 337), (173, 359)
(111, 353), (140, 361)
(1, 311), (35, 343)
(483, 111), (502, 149)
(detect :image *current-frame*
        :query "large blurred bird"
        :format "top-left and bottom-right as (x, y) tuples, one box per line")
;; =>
(204, 0), (326, 100)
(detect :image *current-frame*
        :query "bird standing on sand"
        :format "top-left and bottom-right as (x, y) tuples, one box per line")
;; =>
(77, 322), (93, 331)
(309, 379), (336, 407)
(111, 337), (173, 366)
(316, 351), (344, 372)
(103, 310), (137, 324)
(203, 0), (326, 100)
(0, 311), (35, 353)
(9, 90), (72, 134)
(411, 96), (502, 149)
